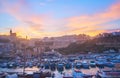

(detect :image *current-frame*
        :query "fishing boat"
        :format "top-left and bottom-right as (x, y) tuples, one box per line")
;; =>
(96, 69), (120, 78)
(63, 73), (73, 78)
(28, 62), (33, 68)
(65, 62), (72, 69)
(82, 61), (89, 69)
(96, 61), (105, 68)
(50, 63), (56, 71)
(0, 72), (6, 78)
(0, 63), (8, 68)
(73, 69), (93, 78)
(37, 63), (40, 68)
(111, 59), (120, 63)
(89, 60), (96, 67)
(33, 72), (41, 78)
(75, 62), (82, 69)
(73, 69), (84, 78)
(5, 73), (18, 78)
(104, 62), (114, 68)
(44, 63), (50, 69)
(57, 63), (64, 71)
(7, 63), (14, 68)
(18, 64), (24, 68)
(40, 63), (44, 68)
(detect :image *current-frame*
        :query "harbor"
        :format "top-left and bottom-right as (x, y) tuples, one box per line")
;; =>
(0, 0), (120, 78)
(0, 52), (120, 78)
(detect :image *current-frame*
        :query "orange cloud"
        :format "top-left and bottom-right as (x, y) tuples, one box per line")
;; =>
(0, 0), (68, 38)
(1, 1), (120, 38)
(66, 1), (120, 36)
(14, 26), (68, 38)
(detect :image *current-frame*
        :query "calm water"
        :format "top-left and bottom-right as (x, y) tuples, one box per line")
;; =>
(0, 67), (100, 75)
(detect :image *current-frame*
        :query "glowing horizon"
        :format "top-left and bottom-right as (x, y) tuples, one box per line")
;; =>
(0, 0), (120, 38)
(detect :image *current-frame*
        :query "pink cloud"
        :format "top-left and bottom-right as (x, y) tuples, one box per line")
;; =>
(0, 0), (50, 31)
(0, 0), (120, 38)
(65, 1), (120, 36)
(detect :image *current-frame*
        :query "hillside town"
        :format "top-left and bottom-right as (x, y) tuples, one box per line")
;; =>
(0, 30), (120, 78)
(0, 0), (120, 78)
(0, 29), (90, 58)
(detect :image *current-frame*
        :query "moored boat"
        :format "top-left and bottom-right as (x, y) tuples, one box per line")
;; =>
(44, 63), (50, 69)
(50, 63), (56, 71)
(96, 69), (120, 78)
(63, 73), (73, 78)
(65, 62), (72, 69)
(89, 60), (96, 67)
(73, 69), (93, 78)
(96, 61), (105, 68)
(104, 62), (114, 68)
(0, 63), (8, 68)
(57, 63), (64, 72)
(75, 62), (82, 69)
(82, 61), (89, 69)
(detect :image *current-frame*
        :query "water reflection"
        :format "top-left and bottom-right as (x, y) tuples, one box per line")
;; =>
(0, 66), (100, 75)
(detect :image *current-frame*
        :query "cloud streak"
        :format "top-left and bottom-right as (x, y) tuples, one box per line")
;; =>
(65, 1), (120, 36)
(0, 0), (51, 37)
(0, 0), (120, 38)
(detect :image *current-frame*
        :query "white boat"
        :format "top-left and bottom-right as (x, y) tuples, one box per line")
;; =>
(82, 61), (89, 69)
(63, 73), (73, 78)
(89, 60), (96, 67)
(73, 69), (84, 78)
(5, 73), (18, 78)
(73, 69), (93, 78)
(75, 62), (82, 69)
(96, 68), (120, 78)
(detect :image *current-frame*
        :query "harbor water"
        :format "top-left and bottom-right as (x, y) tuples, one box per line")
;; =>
(0, 66), (103, 77)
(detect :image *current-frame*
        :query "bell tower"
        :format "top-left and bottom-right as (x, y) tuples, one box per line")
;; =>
(10, 29), (12, 36)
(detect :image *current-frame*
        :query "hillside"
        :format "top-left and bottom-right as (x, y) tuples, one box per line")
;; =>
(57, 35), (120, 54)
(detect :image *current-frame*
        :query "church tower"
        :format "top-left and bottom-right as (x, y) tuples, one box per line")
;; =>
(9, 29), (16, 37)
(10, 29), (12, 36)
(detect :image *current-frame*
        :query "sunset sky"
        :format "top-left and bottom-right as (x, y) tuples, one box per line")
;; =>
(0, 0), (120, 38)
